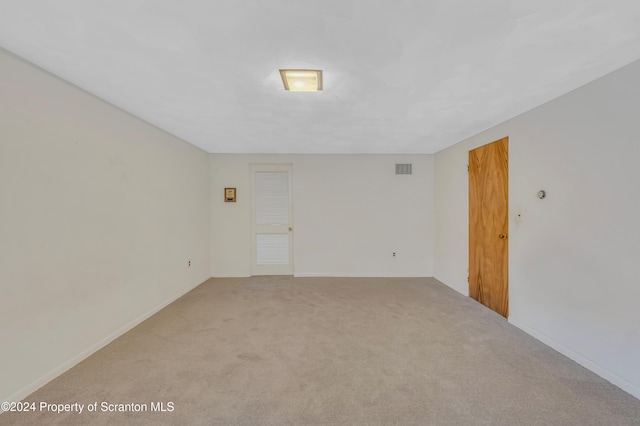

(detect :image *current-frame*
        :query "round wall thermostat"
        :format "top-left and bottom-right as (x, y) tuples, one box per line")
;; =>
(537, 190), (546, 199)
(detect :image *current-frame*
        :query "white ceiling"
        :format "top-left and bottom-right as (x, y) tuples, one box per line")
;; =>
(1, 1), (640, 154)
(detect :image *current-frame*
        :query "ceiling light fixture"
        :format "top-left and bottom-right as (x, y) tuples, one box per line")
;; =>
(279, 69), (323, 92)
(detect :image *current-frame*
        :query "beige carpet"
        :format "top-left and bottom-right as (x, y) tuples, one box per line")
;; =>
(2, 277), (639, 425)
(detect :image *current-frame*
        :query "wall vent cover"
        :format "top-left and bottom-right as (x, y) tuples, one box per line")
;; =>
(395, 164), (412, 175)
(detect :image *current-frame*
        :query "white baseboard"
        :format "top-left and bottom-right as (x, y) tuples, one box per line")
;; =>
(1, 275), (210, 409)
(210, 273), (251, 278)
(432, 275), (468, 296)
(293, 273), (430, 278)
(509, 318), (640, 400)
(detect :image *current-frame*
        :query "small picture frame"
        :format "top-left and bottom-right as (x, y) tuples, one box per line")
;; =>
(224, 188), (236, 202)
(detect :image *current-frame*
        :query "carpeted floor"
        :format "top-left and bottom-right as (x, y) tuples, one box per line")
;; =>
(2, 277), (640, 425)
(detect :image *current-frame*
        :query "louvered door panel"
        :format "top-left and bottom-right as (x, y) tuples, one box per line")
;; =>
(256, 172), (289, 225)
(256, 234), (289, 265)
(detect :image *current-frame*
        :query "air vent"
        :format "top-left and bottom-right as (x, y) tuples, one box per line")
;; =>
(395, 164), (412, 175)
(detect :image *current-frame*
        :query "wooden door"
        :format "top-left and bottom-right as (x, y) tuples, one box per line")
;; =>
(469, 137), (509, 317)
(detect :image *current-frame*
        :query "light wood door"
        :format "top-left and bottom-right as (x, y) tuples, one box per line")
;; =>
(469, 137), (509, 317)
(251, 164), (294, 275)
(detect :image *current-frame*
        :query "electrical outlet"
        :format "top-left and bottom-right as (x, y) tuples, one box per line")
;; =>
(392, 252), (396, 257)
(188, 260), (191, 267)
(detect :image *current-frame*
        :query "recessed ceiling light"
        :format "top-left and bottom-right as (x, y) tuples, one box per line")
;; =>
(279, 69), (323, 92)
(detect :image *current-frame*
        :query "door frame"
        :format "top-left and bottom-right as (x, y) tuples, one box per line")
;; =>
(250, 163), (294, 276)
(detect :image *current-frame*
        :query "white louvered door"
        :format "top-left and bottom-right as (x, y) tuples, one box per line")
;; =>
(251, 164), (293, 275)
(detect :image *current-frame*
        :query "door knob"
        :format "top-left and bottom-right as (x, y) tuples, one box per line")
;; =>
(498, 233), (508, 240)
(288, 227), (293, 232)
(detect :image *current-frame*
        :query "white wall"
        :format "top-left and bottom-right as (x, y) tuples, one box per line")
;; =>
(0, 49), (211, 403)
(211, 154), (434, 277)
(434, 59), (640, 398)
